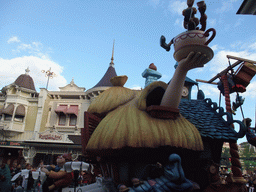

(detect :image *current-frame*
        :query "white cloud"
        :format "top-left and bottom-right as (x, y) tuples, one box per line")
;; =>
(0, 56), (67, 91)
(2, 38), (65, 91)
(241, 81), (256, 99)
(198, 83), (220, 99)
(208, 49), (256, 74)
(249, 42), (256, 50)
(17, 43), (32, 51)
(210, 44), (220, 52)
(168, 1), (187, 15)
(15, 42), (50, 58)
(8, 37), (52, 60)
(230, 41), (243, 49)
(7, 36), (20, 44)
(161, 74), (170, 80)
(129, 85), (142, 90)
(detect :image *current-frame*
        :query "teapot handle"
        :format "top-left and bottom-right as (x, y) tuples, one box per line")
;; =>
(204, 28), (216, 46)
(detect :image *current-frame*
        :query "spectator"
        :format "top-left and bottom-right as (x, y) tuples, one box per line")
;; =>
(13, 175), (23, 192)
(38, 159), (45, 169)
(10, 160), (19, 176)
(248, 177), (254, 192)
(16, 164), (22, 174)
(0, 158), (12, 192)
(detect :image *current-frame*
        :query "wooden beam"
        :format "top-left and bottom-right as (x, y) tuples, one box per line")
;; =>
(227, 55), (256, 64)
(207, 60), (243, 83)
(195, 79), (218, 85)
(196, 55), (256, 84)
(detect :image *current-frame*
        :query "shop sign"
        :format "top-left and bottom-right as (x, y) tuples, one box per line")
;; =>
(39, 131), (62, 140)
(0, 141), (21, 146)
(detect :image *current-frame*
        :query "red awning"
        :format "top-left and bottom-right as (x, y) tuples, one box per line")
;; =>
(3, 104), (14, 115)
(66, 105), (78, 116)
(15, 105), (25, 116)
(55, 105), (68, 114)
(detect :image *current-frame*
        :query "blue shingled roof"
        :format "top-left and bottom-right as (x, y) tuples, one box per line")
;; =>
(185, 77), (198, 86)
(179, 98), (245, 141)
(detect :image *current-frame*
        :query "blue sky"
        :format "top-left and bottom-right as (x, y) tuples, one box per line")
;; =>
(0, 0), (255, 144)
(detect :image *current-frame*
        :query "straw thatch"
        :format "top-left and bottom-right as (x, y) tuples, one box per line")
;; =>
(88, 86), (136, 115)
(86, 82), (203, 152)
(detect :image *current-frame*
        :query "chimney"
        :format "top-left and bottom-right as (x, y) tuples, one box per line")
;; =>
(142, 63), (162, 88)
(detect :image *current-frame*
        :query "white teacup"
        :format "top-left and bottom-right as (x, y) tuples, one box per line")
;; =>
(173, 28), (216, 51)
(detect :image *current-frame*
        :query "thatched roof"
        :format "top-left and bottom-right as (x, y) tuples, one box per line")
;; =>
(86, 81), (203, 152)
(88, 86), (136, 115)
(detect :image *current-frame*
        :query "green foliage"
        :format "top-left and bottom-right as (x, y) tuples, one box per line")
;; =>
(240, 142), (256, 172)
(220, 147), (231, 167)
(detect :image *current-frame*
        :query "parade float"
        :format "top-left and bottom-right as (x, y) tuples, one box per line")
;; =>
(80, 1), (253, 192)
(10, 1), (256, 191)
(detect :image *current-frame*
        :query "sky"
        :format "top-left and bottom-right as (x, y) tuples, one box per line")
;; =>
(0, 0), (255, 144)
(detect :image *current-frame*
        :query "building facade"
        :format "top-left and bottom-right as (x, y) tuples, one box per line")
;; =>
(0, 52), (118, 167)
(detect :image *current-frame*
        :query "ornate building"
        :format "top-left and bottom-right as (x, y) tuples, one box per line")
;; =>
(0, 46), (118, 166)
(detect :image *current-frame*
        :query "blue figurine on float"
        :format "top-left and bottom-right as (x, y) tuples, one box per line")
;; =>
(118, 154), (196, 192)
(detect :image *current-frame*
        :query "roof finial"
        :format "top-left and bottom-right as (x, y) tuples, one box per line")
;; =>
(110, 40), (115, 67)
(25, 67), (30, 75)
(71, 77), (74, 85)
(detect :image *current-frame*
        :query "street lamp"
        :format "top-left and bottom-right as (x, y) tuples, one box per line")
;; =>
(41, 68), (57, 90)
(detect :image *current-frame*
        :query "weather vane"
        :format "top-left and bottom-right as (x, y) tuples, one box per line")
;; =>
(41, 67), (57, 90)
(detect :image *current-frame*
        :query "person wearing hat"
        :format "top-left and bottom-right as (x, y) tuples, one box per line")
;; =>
(42, 153), (73, 191)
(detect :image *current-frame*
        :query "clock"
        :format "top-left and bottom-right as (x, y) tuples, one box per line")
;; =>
(210, 165), (217, 174)
(182, 86), (189, 97)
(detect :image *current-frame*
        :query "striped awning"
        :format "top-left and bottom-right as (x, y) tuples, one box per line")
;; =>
(3, 104), (14, 115)
(66, 105), (78, 116)
(15, 105), (25, 116)
(55, 105), (68, 114)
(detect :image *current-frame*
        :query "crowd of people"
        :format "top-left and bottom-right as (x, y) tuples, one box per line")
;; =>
(0, 155), (97, 192)
(244, 174), (256, 192)
(2, 155), (256, 192)
(0, 157), (25, 192)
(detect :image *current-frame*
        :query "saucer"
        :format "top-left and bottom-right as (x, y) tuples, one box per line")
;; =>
(173, 44), (214, 64)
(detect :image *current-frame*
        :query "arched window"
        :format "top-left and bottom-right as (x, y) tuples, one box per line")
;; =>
(3, 104), (14, 121)
(15, 105), (25, 122)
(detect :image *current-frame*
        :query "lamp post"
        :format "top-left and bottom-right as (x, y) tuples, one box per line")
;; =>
(41, 68), (56, 90)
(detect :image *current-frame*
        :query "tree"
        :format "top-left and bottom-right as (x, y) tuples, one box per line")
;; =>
(220, 147), (231, 168)
(240, 142), (256, 173)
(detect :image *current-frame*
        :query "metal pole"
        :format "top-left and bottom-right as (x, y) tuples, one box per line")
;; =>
(46, 75), (50, 90)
